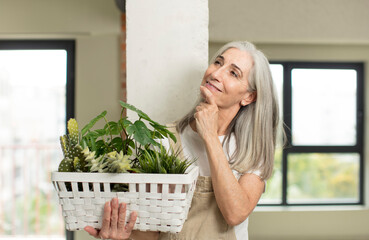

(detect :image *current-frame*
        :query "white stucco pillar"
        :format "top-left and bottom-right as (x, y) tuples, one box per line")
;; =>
(126, 0), (209, 124)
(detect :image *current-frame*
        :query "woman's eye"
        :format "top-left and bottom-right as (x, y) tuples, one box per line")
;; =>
(214, 60), (221, 65)
(231, 71), (238, 78)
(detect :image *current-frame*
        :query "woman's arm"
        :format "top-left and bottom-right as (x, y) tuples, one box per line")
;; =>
(203, 136), (264, 226)
(194, 86), (265, 226)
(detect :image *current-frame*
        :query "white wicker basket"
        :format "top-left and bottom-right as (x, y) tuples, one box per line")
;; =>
(51, 166), (198, 233)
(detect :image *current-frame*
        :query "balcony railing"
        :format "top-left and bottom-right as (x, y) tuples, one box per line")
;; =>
(0, 144), (65, 239)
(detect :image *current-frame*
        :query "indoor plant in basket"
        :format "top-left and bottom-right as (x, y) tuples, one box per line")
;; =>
(52, 101), (198, 233)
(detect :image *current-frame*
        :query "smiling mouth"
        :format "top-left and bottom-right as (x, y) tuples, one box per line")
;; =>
(206, 81), (222, 92)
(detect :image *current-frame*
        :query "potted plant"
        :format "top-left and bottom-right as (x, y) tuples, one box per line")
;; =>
(52, 101), (198, 233)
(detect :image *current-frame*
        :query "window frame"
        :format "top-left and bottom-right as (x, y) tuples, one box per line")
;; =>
(0, 39), (75, 239)
(266, 61), (364, 206)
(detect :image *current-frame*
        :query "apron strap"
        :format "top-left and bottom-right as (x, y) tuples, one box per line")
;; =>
(166, 122), (185, 160)
(159, 123), (237, 240)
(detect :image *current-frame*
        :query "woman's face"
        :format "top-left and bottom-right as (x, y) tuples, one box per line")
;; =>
(201, 47), (255, 110)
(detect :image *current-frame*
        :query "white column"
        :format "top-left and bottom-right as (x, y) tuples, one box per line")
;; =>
(126, 0), (209, 124)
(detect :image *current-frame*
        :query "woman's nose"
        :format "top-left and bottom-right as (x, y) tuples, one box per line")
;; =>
(210, 67), (224, 82)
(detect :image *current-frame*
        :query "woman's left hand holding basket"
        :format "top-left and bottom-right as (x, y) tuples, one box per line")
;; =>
(84, 198), (137, 240)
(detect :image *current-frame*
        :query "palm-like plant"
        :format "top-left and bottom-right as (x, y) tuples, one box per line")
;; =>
(137, 145), (195, 174)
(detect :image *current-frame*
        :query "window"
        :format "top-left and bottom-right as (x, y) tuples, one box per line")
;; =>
(0, 40), (75, 238)
(260, 62), (364, 206)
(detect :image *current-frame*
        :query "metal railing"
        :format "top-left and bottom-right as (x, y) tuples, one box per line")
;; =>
(0, 144), (65, 239)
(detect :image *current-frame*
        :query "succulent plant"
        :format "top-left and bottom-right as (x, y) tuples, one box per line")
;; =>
(85, 150), (132, 173)
(68, 119), (79, 145)
(58, 119), (89, 172)
(58, 158), (74, 172)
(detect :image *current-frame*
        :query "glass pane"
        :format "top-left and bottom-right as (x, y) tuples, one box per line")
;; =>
(259, 64), (283, 204)
(0, 50), (66, 238)
(270, 64), (283, 111)
(287, 153), (359, 204)
(259, 147), (282, 204)
(292, 69), (357, 146)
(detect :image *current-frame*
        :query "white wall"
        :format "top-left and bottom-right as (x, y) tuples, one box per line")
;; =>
(126, 0), (209, 124)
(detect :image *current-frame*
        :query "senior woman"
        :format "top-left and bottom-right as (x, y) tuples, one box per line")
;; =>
(85, 41), (280, 240)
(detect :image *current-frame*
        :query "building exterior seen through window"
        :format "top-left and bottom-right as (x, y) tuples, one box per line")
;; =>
(0, 40), (75, 239)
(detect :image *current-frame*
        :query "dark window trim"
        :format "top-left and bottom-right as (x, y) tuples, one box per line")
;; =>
(0, 40), (75, 239)
(262, 61), (365, 206)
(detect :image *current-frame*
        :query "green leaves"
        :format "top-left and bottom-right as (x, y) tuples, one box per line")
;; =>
(150, 122), (176, 143)
(81, 111), (107, 136)
(126, 120), (157, 146)
(104, 121), (119, 135)
(60, 101), (190, 175)
(137, 145), (195, 174)
(78, 101), (177, 159)
(120, 101), (176, 143)
(119, 101), (154, 123)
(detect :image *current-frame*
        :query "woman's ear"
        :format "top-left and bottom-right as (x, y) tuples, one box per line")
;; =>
(241, 91), (257, 106)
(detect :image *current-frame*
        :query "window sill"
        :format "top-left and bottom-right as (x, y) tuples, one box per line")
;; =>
(254, 205), (368, 212)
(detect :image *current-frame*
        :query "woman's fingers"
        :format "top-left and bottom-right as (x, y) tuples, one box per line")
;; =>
(196, 104), (205, 112)
(200, 86), (216, 105)
(117, 205), (137, 237)
(195, 88), (219, 140)
(84, 226), (99, 238)
(99, 201), (112, 239)
(125, 211), (138, 233)
(110, 198), (119, 235)
(84, 198), (137, 240)
(196, 102), (213, 114)
(117, 203), (127, 230)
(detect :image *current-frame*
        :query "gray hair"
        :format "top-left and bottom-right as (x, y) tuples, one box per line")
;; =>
(177, 41), (279, 180)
